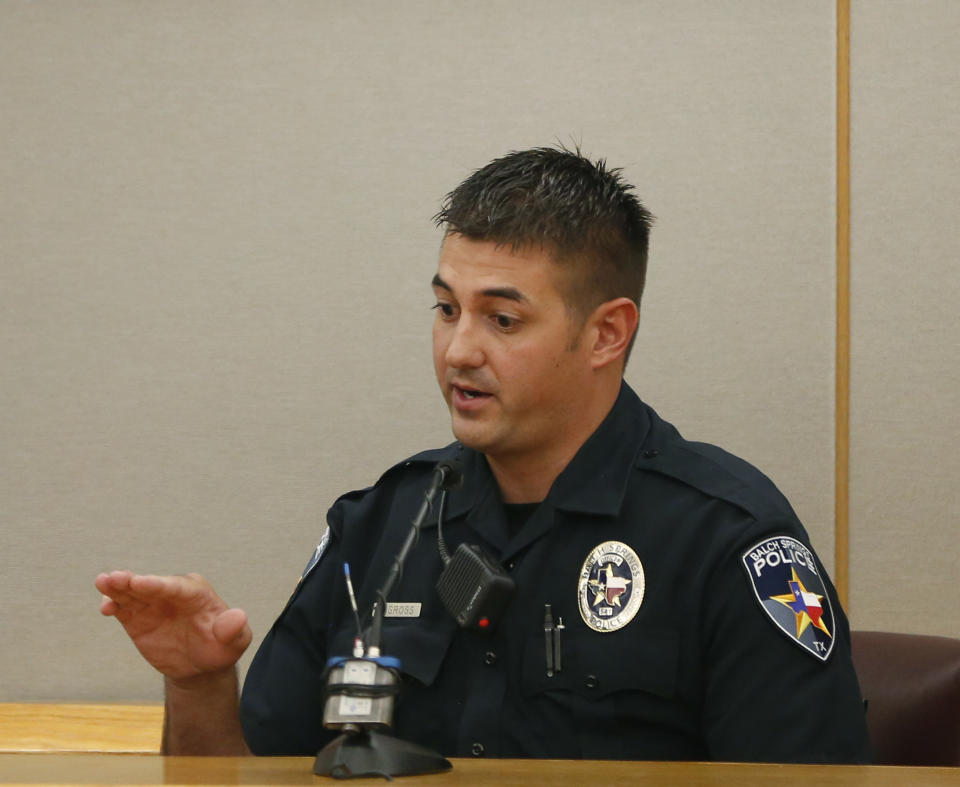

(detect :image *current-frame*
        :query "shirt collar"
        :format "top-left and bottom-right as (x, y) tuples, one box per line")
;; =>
(439, 381), (649, 526)
(545, 381), (649, 516)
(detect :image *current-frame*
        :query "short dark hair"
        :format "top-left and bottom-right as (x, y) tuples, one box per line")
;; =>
(434, 146), (653, 354)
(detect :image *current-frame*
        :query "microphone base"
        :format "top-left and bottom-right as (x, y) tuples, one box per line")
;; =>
(313, 729), (452, 778)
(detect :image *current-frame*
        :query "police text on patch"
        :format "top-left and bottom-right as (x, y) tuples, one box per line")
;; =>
(748, 537), (817, 578)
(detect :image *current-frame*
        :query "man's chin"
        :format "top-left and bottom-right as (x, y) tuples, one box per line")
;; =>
(449, 418), (494, 453)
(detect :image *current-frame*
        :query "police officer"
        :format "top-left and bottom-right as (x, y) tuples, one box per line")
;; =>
(96, 147), (871, 762)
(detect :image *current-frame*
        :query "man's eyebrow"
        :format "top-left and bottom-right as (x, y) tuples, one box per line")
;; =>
(480, 286), (528, 304)
(431, 274), (528, 304)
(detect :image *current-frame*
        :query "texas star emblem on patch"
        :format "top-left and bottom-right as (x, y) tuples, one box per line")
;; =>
(742, 536), (835, 661)
(578, 541), (645, 632)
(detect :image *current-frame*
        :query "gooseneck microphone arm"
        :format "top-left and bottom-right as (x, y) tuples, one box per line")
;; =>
(314, 459), (464, 779)
(365, 460), (462, 653)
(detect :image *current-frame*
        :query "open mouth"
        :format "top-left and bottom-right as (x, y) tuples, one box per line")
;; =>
(454, 385), (491, 401)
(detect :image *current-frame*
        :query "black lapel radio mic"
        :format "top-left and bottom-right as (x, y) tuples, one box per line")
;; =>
(433, 458), (516, 631)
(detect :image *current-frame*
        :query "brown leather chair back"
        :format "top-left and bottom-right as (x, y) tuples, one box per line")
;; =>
(851, 630), (960, 766)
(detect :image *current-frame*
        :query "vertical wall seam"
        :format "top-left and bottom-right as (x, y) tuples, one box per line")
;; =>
(835, 0), (852, 610)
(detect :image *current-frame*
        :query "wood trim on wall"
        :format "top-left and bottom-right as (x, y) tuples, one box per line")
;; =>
(835, 0), (851, 609)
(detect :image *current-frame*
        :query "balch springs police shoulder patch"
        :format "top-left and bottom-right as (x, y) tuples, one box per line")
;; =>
(578, 541), (645, 632)
(742, 536), (835, 662)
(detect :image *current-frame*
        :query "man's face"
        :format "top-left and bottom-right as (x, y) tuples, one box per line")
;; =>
(432, 234), (595, 466)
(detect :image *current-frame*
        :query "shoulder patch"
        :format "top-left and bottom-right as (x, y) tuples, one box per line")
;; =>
(299, 529), (330, 583)
(742, 536), (835, 661)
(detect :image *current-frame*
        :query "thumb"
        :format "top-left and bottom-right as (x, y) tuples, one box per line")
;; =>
(212, 608), (252, 654)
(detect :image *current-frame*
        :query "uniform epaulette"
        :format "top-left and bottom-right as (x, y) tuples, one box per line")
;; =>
(334, 442), (461, 504)
(639, 438), (798, 525)
(326, 442), (462, 537)
(374, 442), (461, 483)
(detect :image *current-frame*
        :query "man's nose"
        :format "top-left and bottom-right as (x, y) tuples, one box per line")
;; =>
(444, 316), (484, 369)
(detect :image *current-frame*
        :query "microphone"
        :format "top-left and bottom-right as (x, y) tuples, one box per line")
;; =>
(366, 457), (465, 651)
(434, 458), (463, 491)
(434, 458), (515, 632)
(316, 459), (459, 777)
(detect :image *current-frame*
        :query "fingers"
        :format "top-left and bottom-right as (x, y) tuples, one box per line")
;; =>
(95, 570), (160, 610)
(95, 570), (133, 595)
(99, 595), (120, 616)
(128, 574), (191, 600)
(95, 570), (141, 609)
(97, 571), (211, 603)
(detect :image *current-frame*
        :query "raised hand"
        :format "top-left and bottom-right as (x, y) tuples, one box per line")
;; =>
(95, 570), (252, 685)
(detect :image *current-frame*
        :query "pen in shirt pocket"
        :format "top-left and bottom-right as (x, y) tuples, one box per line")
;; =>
(544, 604), (563, 676)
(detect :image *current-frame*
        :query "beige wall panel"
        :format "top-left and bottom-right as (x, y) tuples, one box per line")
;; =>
(850, 1), (960, 636)
(629, 11), (837, 578)
(0, 1), (836, 701)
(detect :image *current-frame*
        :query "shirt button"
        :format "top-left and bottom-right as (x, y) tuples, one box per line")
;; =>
(585, 674), (600, 690)
(506, 560), (517, 571)
(483, 651), (498, 666)
(471, 742), (485, 757)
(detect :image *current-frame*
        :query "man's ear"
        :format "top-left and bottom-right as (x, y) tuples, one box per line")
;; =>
(588, 298), (639, 369)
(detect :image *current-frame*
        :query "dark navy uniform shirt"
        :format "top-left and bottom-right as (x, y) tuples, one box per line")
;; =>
(240, 383), (871, 763)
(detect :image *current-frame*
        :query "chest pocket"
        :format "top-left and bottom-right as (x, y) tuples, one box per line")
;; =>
(521, 626), (680, 759)
(521, 626), (679, 700)
(327, 617), (458, 687)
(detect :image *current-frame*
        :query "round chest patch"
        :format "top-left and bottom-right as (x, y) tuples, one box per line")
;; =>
(578, 541), (645, 632)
